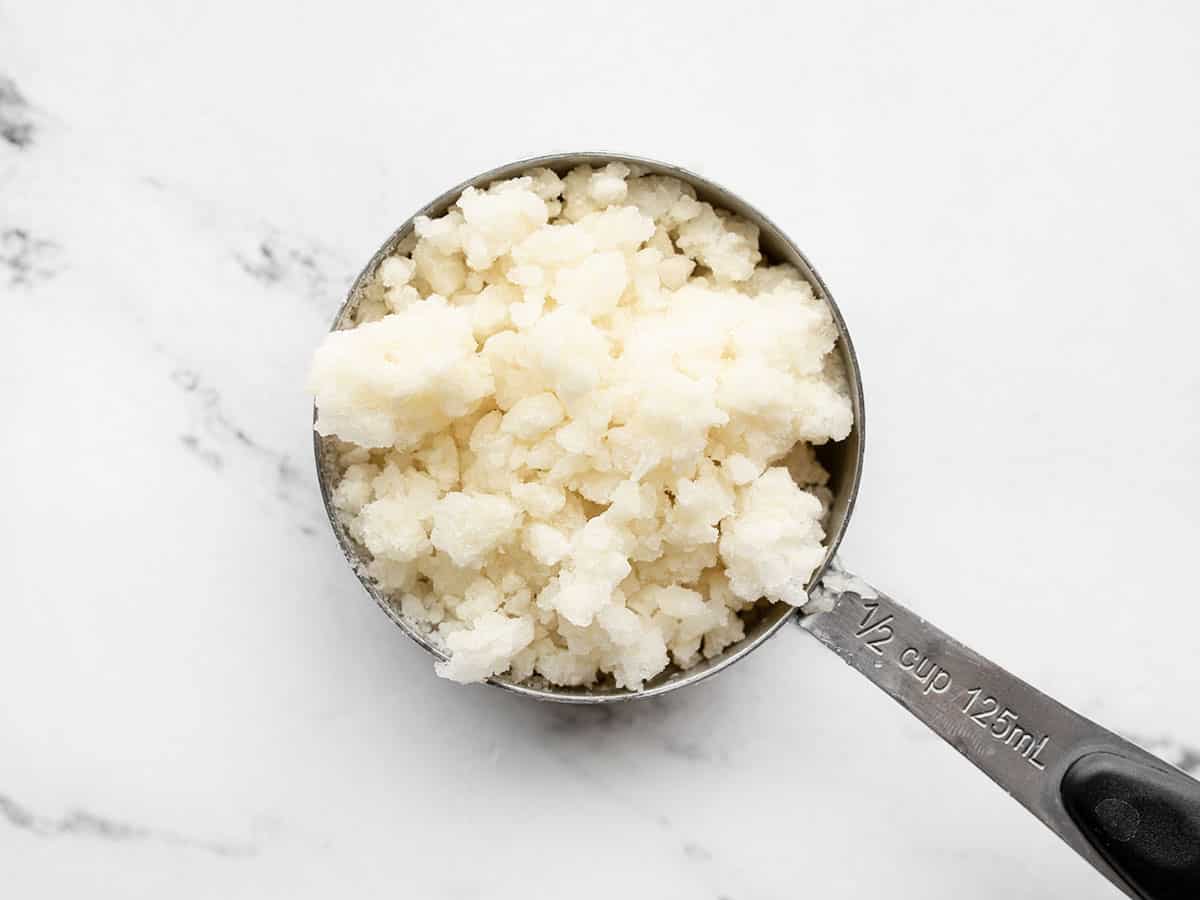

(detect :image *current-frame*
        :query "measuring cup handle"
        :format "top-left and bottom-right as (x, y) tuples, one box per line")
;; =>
(800, 565), (1200, 900)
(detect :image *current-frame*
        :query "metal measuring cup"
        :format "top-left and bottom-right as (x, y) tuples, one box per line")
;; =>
(314, 153), (1200, 899)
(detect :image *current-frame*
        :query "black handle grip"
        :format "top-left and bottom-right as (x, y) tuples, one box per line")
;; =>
(1061, 751), (1200, 900)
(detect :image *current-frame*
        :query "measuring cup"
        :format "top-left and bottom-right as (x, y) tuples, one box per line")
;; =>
(314, 152), (1200, 899)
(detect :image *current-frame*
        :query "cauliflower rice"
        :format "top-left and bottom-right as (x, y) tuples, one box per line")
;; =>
(310, 163), (852, 690)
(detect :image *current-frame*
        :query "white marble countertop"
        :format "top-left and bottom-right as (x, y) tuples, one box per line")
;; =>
(3, 2), (1199, 897)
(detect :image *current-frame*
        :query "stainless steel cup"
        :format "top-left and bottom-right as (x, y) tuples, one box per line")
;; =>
(314, 151), (864, 702)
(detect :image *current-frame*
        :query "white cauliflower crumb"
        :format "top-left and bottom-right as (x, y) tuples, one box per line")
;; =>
(435, 611), (535, 683)
(310, 163), (853, 690)
(429, 491), (520, 568)
(719, 467), (827, 606)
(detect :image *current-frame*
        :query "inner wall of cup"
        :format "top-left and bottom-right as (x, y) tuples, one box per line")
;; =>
(315, 153), (865, 700)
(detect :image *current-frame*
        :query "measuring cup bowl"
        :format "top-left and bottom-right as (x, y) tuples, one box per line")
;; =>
(314, 151), (866, 703)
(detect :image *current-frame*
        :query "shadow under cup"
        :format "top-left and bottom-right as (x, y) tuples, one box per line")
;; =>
(314, 152), (866, 703)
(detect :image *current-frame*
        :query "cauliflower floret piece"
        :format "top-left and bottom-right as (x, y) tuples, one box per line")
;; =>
(368, 558), (419, 593)
(535, 643), (601, 686)
(793, 373), (854, 444)
(357, 496), (431, 563)
(378, 255), (418, 311)
(540, 516), (632, 626)
(595, 604), (669, 689)
(455, 577), (503, 621)
(625, 175), (699, 226)
(723, 453), (764, 486)
(719, 467), (827, 606)
(309, 297), (492, 449)
(383, 284), (422, 313)
(627, 248), (665, 312)
(435, 612), (535, 683)
(608, 369), (728, 478)
(674, 204), (761, 282)
(588, 161), (630, 206)
(470, 283), (517, 341)
(731, 282), (836, 374)
(430, 492), (521, 568)
(413, 233), (467, 296)
(525, 309), (611, 401)
(510, 287), (546, 329)
(526, 167), (564, 200)
(550, 250), (628, 319)
(578, 205), (655, 252)
(664, 464), (736, 546)
(511, 222), (595, 268)
(379, 255), (416, 287)
(510, 480), (566, 518)
(523, 522), (571, 566)
(743, 262), (808, 296)
(461, 411), (518, 493)
(642, 584), (726, 668)
(480, 330), (542, 411)
(657, 254), (695, 290)
(456, 178), (549, 271)
(560, 165), (604, 222)
(501, 392), (564, 441)
(332, 462), (378, 514)
(400, 590), (445, 627)
(414, 432), (460, 491)
(414, 210), (463, 253)
(715, 357), (800, 423)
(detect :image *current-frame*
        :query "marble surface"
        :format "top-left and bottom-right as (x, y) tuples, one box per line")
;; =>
(3, 2), (1199, 897)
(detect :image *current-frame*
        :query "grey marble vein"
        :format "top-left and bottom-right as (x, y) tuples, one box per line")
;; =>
(529, 696), (737, 879)
(179, 433), (224, 470)
(171, 368), (302, 491)
(234, 231), (355, 309)
(2, 228), (60, 288)
(0, 75), (34, 148)
(0, 792), (256, 858)
(167, 364), (322, 536)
